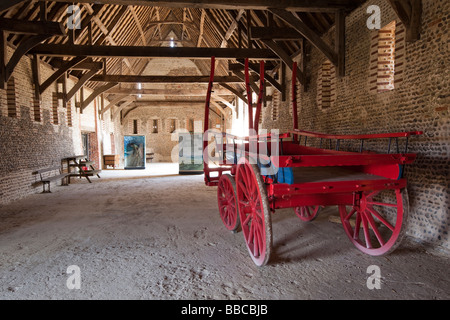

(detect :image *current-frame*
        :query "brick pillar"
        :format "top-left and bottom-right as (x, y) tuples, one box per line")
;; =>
(394, 21), (406, 87)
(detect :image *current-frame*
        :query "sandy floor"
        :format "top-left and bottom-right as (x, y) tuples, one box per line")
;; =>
(0, 163), (449, 300)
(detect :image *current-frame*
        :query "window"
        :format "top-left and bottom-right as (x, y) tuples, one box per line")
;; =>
(152, 119), (158, 133)
(7, 77), (17, 118)
(67, 100), (73, 127)
(169, 119), (176, 133)
(317, 60), (336, 110)
(51, 93), (58, 125)
(377, 21), (396, 92)
(369, 21), (405, 94)
(133, 119), (138, 134)
(187, 119), (194, 132)
(271, 91), (280, 121)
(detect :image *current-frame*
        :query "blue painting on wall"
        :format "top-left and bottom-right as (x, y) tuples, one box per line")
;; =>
(124, 135), (146, 170)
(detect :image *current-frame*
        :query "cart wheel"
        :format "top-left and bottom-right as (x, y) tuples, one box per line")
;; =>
(295, 206), (321, 222)
(236, 158), (272, 267)
(339, 188), (409, 256)
(217, 174), (240, 232)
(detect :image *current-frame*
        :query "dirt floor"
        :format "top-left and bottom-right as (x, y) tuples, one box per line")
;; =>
(0, 163), (449, 300)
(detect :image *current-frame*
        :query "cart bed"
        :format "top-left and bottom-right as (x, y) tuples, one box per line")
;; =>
(290, 166), (388, 184)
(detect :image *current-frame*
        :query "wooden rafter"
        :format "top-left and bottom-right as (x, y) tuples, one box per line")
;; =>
(197, 9), (206, 47)
(231, 61), (282, 94)
(269, 8), (338, 67)
(219, 83), (248, 105)
(39, 56), (88, 94)
(66, 66), (102, 102)
(30, 44), (279, 60)
(261, 39), (305, 86)
(0, 0), (26, 14)
(105, 87), (233, 96)
(221, 9), (245, 48)
(388, 0), (422, 42)
(0, 18), (66, 35)
(81, 82), (118, 111)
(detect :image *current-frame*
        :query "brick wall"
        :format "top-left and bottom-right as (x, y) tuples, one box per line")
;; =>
(0, 46), (111, 205)
(261, 0), (449, 253)
(120, 104), (209, 163)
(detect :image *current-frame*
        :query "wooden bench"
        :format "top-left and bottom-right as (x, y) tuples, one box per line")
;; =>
(62, 156), (101, 183)
(33, 166), (70, 193)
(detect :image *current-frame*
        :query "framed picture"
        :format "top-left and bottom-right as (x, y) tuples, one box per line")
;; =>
(124, 135), (146, 170)
(179, 133), (203, 174)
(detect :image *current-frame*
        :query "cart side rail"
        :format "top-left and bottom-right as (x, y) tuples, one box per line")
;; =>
(291, 129), (423, 140)
(291, 129), (423, 154)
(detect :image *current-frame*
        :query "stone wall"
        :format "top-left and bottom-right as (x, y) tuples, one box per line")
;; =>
(261, 0), (449, 253)
(0, 46), (111, 205)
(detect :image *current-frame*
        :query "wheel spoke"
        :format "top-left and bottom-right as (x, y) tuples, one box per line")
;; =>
(340, 188), (407, 256)
(367, 201), (397, 207)
(345, 207), (356, 221)
(243, 213), (252, 226)
(238, 181), (250, 200)
(365, 209), (386, 246)
(361, 213), (373, 249)
(236, 160), (271, 266)
(353, 210), (362, 240)
(367, 206), (395, 231)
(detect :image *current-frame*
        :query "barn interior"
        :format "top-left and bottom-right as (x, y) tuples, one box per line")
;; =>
(0, 0), (449, 300)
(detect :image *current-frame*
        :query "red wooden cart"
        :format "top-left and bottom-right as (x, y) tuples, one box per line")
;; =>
(203, 57), (422, 266)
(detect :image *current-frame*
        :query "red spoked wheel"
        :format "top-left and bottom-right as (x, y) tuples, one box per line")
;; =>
(295, 206), (321, 222)
(217, 174), (240, 232)
(236, 158), (272, 267)
(339, 188), (409, 256)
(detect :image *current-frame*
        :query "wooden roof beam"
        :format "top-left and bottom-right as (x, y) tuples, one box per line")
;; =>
(251, 27), (303, 40)
(0, 18), (66, 36)
(88, 74), (254, 83)
(269, 8), (338, 66)
(261, 39), (306, 86)
(39, 56), (88, 95)
(0, 0), (27, 14)
(30, 44), (279, 60)
(49, 0), (356, 12)
(105, 88), (233, 96)
(388, 0), (422, 42)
